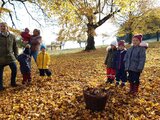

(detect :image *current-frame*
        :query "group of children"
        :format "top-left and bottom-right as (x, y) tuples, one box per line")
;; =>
(104, 34), (148, 95)
(17, 28), (52, 85)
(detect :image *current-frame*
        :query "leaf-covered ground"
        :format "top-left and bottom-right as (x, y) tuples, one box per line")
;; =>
(0, 43), (160, 120)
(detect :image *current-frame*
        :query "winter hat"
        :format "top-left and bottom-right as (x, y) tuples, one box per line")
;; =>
(118, 40), (125, 46)
(133, 34), (143, 42)
(23, 48), (31, 55)
(24, 28), (29, 33)
(140, 41), (148, 49)
(25, 44), (30, 48)
(110, 40), (118, 46)
(40, 44), (46, 50)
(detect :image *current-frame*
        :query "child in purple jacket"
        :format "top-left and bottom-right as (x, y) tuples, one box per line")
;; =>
(115, 40), (127, 87)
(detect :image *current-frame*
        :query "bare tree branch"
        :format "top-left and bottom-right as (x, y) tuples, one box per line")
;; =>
(8, 11), (16, 27)
(94, 9), (120, 28)
(1, 0), (6, 7)
(8, 0), (19, 20)
(21, 1), (42, 27)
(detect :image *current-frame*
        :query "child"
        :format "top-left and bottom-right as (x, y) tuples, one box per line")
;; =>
(124, 35), (146, 95)
(21, 28), (31, 44)
(104, 41), (117, 84)
(17, 44), (31, 85)
(115, 40), (127, 87)
(37, 45), (52, 77)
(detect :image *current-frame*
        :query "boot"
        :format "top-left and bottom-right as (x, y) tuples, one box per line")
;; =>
(106, 78), (114, 84)
(105, 78), (110, 84)
(128, 83), (134, 94)
(115, 81), (119, 87)
(132, 83), (139, 96)
(120, 82), (126, 87)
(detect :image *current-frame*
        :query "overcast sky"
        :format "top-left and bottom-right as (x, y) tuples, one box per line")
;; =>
(3, 1), (160, 48)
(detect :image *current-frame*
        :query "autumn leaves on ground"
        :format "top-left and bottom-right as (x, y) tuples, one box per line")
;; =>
(0, 43), (160, 120)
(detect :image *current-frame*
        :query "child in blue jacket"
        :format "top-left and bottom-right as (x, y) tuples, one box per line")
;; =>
(124, 35), (146, 95)
(18, 44), (31, 85)
(115, 40), (127, 87)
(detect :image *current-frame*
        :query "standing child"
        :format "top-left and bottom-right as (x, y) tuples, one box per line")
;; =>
(115, 40), (127, 87)
(17, 44), (31, 85)
(104, 41), (117, 84)
(124, 35), (146, 95)
(37, 45), (52, 77)
(21, 28), (31, 45)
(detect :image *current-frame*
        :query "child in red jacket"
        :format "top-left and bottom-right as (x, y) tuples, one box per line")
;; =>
(21, 28), (31, 44)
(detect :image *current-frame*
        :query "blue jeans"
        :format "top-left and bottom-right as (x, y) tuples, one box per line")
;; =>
(116, 69), (127, 83)
(0, 62), (17, 88)
(128, 71), (141, 84)
(31, 51), (38, 62)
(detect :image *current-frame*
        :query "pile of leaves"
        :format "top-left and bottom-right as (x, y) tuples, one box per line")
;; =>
(0, 42), (160, 119)
(83, 87), (108, 97)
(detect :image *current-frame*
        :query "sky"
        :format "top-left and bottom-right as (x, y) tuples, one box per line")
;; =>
(3, 0), (160, 49)
(2, 1), (119, 49)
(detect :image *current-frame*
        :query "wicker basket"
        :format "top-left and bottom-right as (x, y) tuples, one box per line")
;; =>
(83, 88), (108, 111)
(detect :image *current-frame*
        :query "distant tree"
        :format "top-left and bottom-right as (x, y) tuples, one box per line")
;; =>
(116, 0), (159, 43)
(39, 0), (147, 51)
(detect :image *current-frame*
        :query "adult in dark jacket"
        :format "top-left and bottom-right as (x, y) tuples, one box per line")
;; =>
(17, 44), (31, 84)
(104, 41), (117, 84)
(115, 40), (127, 87)
(0, 22), (18, 90)
(124, 35), (146, 95)
(30, 29), (42, 62)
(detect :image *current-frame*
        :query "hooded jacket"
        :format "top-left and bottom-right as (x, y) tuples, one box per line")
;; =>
(36, 51), (50, 69)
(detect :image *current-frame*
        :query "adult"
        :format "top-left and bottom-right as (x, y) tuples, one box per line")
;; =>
(0, 22), (18, 91)
(30, 29), (42, 62)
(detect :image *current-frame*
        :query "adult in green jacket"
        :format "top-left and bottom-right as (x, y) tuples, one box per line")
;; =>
(0, 22), (18, 91)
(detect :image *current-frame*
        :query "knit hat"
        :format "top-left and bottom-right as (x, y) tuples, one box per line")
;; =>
(24, 28), (29, 33)
(25, 44), (30, 48)
(110, 40), (118, 46)
(118, 40), (125, 46)
(140, 41), (148, 49)
(40, 44), (46, 50)
(133, 34), (143, 42)
(23, 48), (31, 55)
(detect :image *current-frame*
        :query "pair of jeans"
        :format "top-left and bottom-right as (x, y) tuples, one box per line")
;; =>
(0, 62), (17, 88)
(31, 51), (38, 62)
(128, 70), (141, 84)
(116, 69), (127, 83)
(22, 72), (31, 83)
(39, 69), (52, 76)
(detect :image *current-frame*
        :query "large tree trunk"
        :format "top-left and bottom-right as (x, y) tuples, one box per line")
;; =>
(85, 24), (96, 51)
(85, 34), (96, 51)
(128, 33), (133, 44)
(84, 10), (120, 51)
(156, 31), (159, 42)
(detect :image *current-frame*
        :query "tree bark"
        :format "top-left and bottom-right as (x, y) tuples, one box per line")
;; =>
(156, 31), (159, 42)
(85, 24), (96, 51)
(85, 34), (96, 51)
(128, 33), (133, 44)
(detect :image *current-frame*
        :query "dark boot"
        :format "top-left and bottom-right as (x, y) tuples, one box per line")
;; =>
(109, 79), (114, 84)
(128, 83), (134, 94)
(105, 78), (110, 84)
(0, 87), (5, 91)
(115, 81), (119, 86)
(132, 83), (139, 96)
